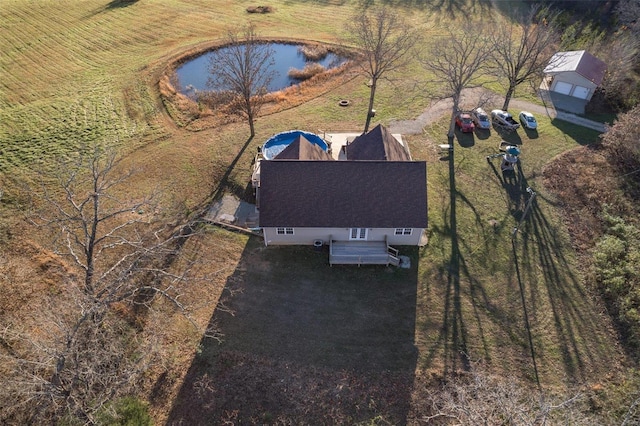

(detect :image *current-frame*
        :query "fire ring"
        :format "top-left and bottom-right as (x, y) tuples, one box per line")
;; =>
(338, 99), (350, 107)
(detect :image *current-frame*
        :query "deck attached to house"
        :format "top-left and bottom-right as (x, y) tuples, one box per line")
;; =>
(329, 238), (400, 266)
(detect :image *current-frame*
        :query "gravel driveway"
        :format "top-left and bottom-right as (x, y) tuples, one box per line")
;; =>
(388, 87), (606, 135)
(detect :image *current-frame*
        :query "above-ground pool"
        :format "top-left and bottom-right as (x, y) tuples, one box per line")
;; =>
(262, 130), (328, 160)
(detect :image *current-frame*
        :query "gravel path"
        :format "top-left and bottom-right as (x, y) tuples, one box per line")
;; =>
(388, 87), (606, 135)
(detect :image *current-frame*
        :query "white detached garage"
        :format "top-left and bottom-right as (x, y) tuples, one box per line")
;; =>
(543, 50), (606, 102)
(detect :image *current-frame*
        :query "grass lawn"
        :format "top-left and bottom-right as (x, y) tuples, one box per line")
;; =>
(162, 109), (626, 423)
(0, 1), (634, 424)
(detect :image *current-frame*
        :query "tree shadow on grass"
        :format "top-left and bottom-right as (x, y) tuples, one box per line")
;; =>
(421, 151), (525, 377)
(406, 0), (492, 18)
(421, 150), (540, 378)
(512, 165), (615, 383)
(421, 147), (616, 384)
(420, 142), (473, 374)
(165, 240), (419, 424)
(486, 159), (615, 382)
(106, 0), (139, 9)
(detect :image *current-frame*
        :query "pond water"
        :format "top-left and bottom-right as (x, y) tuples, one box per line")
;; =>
(175, 43), (347, 95)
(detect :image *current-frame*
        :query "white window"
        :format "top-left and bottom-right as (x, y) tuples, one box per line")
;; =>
(276, 227), (294, 235)
(395, 228), (413, 236)
(349, 228), (368, 240)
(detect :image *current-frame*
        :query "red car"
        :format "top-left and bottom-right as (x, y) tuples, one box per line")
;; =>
(456, 112), (475, 133)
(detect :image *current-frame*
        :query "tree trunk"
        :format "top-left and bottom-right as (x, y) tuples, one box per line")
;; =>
(248, 113), (255, 137)
(363, 79), (377, 134)
(85, 193), (99, 295)
(448, 94), (460, 139)
(502, 84), (516, 111)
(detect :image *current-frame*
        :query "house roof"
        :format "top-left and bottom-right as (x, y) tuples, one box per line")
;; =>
(543, 50), (607, 85)
(346, 124), (411, 161)
(274, 135), (334, 160)
(258, 160), (427, 228)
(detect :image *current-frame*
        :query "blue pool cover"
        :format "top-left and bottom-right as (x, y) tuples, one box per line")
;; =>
(262, 130), (328, 160)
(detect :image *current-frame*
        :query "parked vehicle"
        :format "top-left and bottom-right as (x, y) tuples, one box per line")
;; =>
(490, 109), (520, 131)
(471, 107), (491, 130)
(455, 112), (475, 133)
(519, 111), (538, 130)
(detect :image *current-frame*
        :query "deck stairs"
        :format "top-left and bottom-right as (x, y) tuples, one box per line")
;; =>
(329, 236), (401, 266)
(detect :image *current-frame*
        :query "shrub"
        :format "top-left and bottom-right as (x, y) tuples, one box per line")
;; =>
(592, 211), (640, 351)
(288, 63), (326, 81)
(600, 106), (640, 170)
(298, 44), (329, 61)
(246, 5), (273, 14)
(96, 396), (152, 426)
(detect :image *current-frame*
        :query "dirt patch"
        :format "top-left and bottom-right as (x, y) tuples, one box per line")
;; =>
(542, 144), (639, 254)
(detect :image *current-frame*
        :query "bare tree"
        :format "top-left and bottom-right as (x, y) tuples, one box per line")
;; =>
(31, 145), (196, 307)
(0, 145), (208, 424)
(1, 292), (155, 425)
(413, 369), (598, 425)
(346, 7), (419, 134)
(420, 21), (492, 140)
(490, 6), (560, 111)
(616, 0), (640, 36)
(207, 22), (276, 137)
(600, 105), (640, 166)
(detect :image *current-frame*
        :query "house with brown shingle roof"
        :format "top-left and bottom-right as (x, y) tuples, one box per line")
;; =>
(255, 124), (427, 266)
(345, 124), (411, 161)
(274, 135), (334, 161)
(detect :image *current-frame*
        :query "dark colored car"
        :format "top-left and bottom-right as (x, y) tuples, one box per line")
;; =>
(472, 107), (491, 130)
(455, 112), (475, 133)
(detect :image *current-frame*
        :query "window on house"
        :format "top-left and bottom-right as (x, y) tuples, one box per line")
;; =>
(276, 227), (294, 235)
(349, 228), (367, 240)
(395, 228), (412, 236)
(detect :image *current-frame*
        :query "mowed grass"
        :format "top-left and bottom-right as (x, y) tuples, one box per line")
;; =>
(0, 0), (633, 423)
(0, 0), (403, 169)
(416, 117), (621, 381)
(162, 109), (628, 422)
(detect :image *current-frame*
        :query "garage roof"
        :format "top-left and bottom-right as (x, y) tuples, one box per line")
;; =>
(544, 50), (606, 85)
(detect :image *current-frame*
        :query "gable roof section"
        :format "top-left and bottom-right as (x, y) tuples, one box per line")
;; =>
(259, 160), (427, 228)
(544, 50), (606, 85)
(346, 124), (411, 161)
(274, 135), (334, 160)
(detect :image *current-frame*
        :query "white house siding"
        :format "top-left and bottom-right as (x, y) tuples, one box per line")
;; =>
(262, 227), (423, 246)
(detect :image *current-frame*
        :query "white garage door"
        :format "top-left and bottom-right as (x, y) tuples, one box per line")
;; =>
(553, 81), (573, 95)
(572, 85), (590, 99)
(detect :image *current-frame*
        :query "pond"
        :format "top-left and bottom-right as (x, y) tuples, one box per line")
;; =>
(175, 43), (347, 96)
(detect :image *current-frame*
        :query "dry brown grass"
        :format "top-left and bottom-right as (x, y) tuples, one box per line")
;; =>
(542, 145), (619, 253)
(298, 44), (329, 61)
(288, 63), (326, 80)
